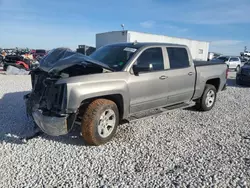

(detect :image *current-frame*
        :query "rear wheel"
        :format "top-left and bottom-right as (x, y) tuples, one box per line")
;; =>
(195, 84), (217, 111)
(81, 99), (119, 145)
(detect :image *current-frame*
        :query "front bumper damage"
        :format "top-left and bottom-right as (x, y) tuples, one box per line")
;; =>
(24, 84), (76, 136)
(32, 109), (68, 136)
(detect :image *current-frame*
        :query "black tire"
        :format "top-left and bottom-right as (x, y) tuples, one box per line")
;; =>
(235, 65), (240, 72)
(81, 99), (119, 146)
(195, 84), (217, 111)
(3, 64), (8, 71)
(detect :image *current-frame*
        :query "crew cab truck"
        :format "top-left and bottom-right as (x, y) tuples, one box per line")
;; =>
(24, 43), (227, 145)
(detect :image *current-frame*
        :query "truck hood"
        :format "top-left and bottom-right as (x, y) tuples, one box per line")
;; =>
(38, 48), (114, 74)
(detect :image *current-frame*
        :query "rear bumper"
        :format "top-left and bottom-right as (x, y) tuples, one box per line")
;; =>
(32, 109), (69, 136)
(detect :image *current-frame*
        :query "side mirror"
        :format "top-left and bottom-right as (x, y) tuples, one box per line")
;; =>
(132, 64), (152, 75)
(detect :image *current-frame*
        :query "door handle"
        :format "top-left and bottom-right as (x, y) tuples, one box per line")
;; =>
(159, 75), (168, 80)
(188, 72), (194, 76)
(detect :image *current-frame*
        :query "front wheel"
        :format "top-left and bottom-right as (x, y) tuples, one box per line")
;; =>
(195, 84), (217, 111)
(81, 99), (119, 145)
(235, 65), (240, 72)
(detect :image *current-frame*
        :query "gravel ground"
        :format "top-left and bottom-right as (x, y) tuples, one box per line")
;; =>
(0, 72), (250, 187)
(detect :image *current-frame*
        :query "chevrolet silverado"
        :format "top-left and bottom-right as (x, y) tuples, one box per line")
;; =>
(24, 43), (227, 145)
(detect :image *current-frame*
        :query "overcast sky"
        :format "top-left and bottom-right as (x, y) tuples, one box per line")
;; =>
(0, 0), (249, 55)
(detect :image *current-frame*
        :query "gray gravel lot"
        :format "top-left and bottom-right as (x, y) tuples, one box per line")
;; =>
(0, 72), (250, 187)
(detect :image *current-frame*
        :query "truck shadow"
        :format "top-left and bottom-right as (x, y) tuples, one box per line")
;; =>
(227, 78), (238, 87)
(0, 91), (87, 146)
(226, 78), (250, 88)
(0, 91), (32, 144)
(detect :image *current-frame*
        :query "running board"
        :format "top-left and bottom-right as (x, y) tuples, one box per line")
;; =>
(127, 102), (195, 122)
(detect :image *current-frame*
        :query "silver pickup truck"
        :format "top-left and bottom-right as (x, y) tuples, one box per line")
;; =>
(24, 43), (227, 145)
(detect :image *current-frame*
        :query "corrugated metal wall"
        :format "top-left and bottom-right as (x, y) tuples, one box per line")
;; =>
(128, 31), (209, 61)
(96, 31), (128, 49)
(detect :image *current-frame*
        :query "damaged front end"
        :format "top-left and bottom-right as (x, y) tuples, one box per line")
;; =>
(24, 70), (76, 136)
(24, 47), (113, 136)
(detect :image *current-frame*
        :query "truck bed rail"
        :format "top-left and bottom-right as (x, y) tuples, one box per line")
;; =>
(194, 60), (225, 67)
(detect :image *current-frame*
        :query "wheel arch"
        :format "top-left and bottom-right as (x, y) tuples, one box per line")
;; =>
(206, 78), (220, 92)
(79, 94), (125, 122)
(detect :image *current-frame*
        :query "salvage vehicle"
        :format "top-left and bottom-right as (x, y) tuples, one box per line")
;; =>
(3, 50), (40, 71)
(236, 61), (250, 86)
(3, 54), (24, 71)
(24, 43), (227, 145)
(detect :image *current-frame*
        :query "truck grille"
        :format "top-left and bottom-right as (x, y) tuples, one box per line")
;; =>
(30, 71), (67, 115)
(41, 79), (67, 114)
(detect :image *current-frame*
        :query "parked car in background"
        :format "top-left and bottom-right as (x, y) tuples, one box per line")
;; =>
(30, 49), (47, 59)
(3, 48), (40, 71)
(242, 51), (250, 57)
(208, 52), (221, 61)
(24, 43), (227, 145)
(236, 60), (250, 86)
(216, 56), (242, 72)
(239, 56), (248, 64)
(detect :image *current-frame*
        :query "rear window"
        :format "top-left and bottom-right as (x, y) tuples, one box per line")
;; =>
(167, 47), (190, 69)
(230, 57), (239, 61)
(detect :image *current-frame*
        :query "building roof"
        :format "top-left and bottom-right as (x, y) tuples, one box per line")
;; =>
(96, 30), (209, 43)
(105, 42), (187, 48)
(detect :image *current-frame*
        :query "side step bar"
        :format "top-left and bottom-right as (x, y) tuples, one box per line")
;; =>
(126, 102), (195, 122)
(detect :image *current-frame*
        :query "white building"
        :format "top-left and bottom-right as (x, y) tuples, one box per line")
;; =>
(96, 30), (209, 61)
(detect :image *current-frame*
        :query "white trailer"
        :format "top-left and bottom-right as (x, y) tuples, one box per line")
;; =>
(96, 30), (210, 61)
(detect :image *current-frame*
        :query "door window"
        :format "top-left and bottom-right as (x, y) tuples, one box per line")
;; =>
(167, 47), (190, 69)
(135, 48), (164, 72)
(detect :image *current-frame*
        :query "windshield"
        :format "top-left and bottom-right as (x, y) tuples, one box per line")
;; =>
(217, 56), (229, 61)
(89, 45), (138, 71)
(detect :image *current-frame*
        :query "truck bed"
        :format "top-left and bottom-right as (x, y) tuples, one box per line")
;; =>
(192, 60), (227, 100)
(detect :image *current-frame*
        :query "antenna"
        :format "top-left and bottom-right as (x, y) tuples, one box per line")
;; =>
(121, 24), (125, 31)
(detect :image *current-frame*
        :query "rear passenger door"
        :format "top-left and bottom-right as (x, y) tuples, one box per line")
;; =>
(165, 47), (196, 105)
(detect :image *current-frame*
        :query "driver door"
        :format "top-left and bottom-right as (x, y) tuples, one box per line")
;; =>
(127, 47), (169, 113)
